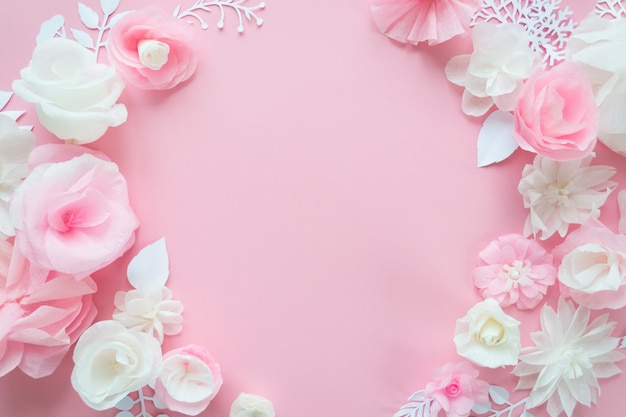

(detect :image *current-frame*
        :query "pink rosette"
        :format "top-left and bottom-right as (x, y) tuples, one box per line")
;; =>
(371, 0), (481, 46)
(473, 234), (556, 310)
(552, 219), (626, 309)
(425, 362), (489, 417)
(513, 63), (598, 161)
(0, 240), (97, 378)
(9, 148), (138, 278)
(107, 7), (198, 90)
(155, 345), (223, 416)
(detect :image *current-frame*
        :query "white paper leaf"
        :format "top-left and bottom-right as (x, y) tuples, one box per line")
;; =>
(115, 412), (133, 417)
(173, 5), (181, 17)
(477, 110), (518, 167)
(127, 238), (169, 289)
(115, 396), (134, 411)
(0, 91), (12, 111)
(408, 390), (426, 401)
(100, 0), (120, 15)
(78, 2), (100, 29)
(108, 10), (133, 28)
(489, 385), (510, 405)
(70, 28), (94, 49)
(471, 401), (492, 414)
(620, 336), (626, 349)
(37, 15), (65, 44)
(0, 110), (25, 121)
(521, 412), (535, 417)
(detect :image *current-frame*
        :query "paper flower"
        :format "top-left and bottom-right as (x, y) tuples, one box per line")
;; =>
(0, 239), (97, 378)
(512, 63), (598, 161)
(12, 38), (127, 144)
(473, 234), (556, 309)
(552, 220), (626, 309)
(107, 7), (198, 90)
(71, 320), (163, 410)
(567, 14), (626, 156)
(424, 362), (489, 417)
(113, 286), (183, 343)
(0, 114), (35, 238)
(230, 393), (276, 417)
(155, 345), (223, 416)
(518, 155), (616, 240)
(513, 298), (623, 417)
(453, 298), (521, 368)
(445, 22), (538, 116)
(371, 0), (481, 46)
(9, 151), (139, 279)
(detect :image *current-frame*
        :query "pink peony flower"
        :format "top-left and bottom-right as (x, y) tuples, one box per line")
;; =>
(155, 345), (223, 416)
(513, 63), (598, 161)
(473, 234), (556, 310)
(552, 219), (626, 309)
(9, 149), (138, 278)
(107, 7), (198, 90)
(371, 0), (481, 46)
(424, 362), (489, 417)
(0, 239), (97, 378)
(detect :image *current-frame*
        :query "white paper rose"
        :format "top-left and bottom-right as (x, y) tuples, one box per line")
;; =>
(566, 14), (626, 156)
(446, 22), (538, 116)
(230, 392), (276, 417)
(454, 298), (521, 368)
(12, 38), (127, 144)
(0, 114), (35, 238)
(560, 244), (626, 293)
(71, 320), (162, 410)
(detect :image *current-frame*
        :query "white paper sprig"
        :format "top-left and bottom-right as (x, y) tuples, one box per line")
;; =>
(0, 90), (32, 130)
(393, 391), (433, 417)
(173, 0), (265, 32)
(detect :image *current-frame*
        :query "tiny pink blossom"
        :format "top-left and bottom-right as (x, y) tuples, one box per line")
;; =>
(425, 362), (489, 417)
(473, 234), (556, 310)
(107, 7), (198, 90)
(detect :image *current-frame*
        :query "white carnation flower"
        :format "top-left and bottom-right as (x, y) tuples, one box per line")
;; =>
(113, 286), (183, 344)
(446, 22), (538, 116)
(513, 298), (624, 417)
(518, 155), (616, 240)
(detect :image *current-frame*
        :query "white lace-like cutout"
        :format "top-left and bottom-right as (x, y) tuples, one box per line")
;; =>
(595, 0), (626, 19)
(471, 0), (576, 66)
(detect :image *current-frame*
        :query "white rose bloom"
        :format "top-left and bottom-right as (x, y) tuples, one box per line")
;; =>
(71, 320), (162, 410)
(230, 393), (276, 417)
(0, 114), (35, 238)
(560, 244), (626, 293)
(113, 286), (184, 344)
(446, 22), (538, 116)
(566, 14), (626, 156)
(12, 38), (127, 144)
(454, 298), (521, 368)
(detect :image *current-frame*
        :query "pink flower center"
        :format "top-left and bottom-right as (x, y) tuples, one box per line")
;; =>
(48, 191), (111, 233)
(444, 382), (461, 397)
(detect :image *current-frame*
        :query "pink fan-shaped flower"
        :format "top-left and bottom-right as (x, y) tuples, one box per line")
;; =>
(371, 0), (481, 46)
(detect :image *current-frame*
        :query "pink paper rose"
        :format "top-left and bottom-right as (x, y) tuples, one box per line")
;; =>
(425, 362), (489, 417)
(513, 62), (598, 161)
(107, 7), (198, 90)
(9, 149), (138, 278)
(155, 345), (223, 416)
(0, 240), (97, 378)
(552, 219), (626, 309)
(473, 234), (556, 309)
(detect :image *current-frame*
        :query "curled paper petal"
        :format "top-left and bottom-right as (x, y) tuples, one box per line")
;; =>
(371, 0), (481, 46)
(476, 111), (518, 167)
(127, 238), (169, 289)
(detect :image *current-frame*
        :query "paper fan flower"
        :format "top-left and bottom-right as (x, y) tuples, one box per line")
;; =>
(371, 0), (481, 46)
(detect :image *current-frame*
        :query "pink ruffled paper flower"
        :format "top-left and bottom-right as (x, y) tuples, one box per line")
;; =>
(518, 155), (616, 240)
(513, 298), (623, 417)
(424, 362), (489, 417)
(473, 234), (556, 310)
(552, 220), (626, 309)
(9, 146), (138, 278)
(513, 63), (599, 161)
(371, 0), (481, 46)
(0, 239), (97, 378)
(107, 7), (198, 90)
(155, 345), (223, 416)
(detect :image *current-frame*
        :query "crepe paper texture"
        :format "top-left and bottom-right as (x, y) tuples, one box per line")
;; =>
(475, 111), (518, 167)
(470, 0), (576, 65)
(173, 0), (265, 32)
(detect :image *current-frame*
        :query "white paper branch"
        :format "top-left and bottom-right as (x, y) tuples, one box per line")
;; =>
(477, 110), (518, 167)
(127, 238), (170, 289)
(173, 0), (265, 32)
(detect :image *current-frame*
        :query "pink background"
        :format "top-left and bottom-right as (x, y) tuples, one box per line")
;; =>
(1, 0), (626, 416)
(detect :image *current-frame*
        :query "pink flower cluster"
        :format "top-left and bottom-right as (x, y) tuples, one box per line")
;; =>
(425, 362), (489, 417)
